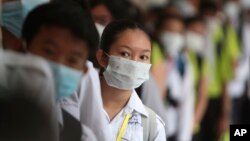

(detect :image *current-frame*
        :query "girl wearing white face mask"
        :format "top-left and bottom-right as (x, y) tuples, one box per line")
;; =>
(96, 20), (166, 141)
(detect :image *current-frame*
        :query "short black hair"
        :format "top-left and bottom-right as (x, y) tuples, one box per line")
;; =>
(184, 15), (204, 27)
(89, 0), (106, 9)
(22, 1), (99, 53)
(155, 14), (183, 31)
(200, 1), (218, 14)
(105, 0), (143, 22)
(100, 19), (149, 53)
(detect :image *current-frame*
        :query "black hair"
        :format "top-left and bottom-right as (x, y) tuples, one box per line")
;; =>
(200, 1), (218, 14)
(184, 15), (205, 27)
(22, 1), (99, 66)
(100, 19), (150, 53)
(155, 14), (183, 31)
(89, 0), (106, 9)
(104, 0), (143, 22)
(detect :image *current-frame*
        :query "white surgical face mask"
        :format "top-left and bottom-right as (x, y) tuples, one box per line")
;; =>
(160, 32), (184, 58)
(224, 1), (240, 20)
(205, 17), (221, 32)
(103, 55), (151, 90)
(185, 31), (205, 55)
(95, 22), (105, 38)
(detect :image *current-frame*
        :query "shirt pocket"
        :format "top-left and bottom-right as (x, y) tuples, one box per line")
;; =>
(121, 125), (132, 141)
(123, 124), (143, 141)
(131, 124), (143, 141)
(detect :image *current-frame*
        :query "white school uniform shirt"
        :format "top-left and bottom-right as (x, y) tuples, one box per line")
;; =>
(103, 90), (166, 141)
(227, 22), (250, 98)
(60, 61), (110, 141)
(165, 58), (194, 141)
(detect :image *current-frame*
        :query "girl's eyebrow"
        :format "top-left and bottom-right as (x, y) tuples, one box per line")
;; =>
(119, 45), (151, 53)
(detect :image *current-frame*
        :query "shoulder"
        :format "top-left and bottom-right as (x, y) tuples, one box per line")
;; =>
(142, 106), (166, 141)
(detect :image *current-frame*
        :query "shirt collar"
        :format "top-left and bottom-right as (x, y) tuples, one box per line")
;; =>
(124, 90), (148, 117)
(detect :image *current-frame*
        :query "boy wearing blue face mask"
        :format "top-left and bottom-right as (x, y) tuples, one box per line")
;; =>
(21, 1), (110, 141)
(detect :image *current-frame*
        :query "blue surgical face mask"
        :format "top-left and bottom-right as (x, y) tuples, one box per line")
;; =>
(47, 61), (83, 99)
(0, 0), (49, 37)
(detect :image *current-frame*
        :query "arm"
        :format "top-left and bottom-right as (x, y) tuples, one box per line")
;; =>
(154, 116), (167, 141)
(217, 83), (231, 137)
(193, 76), (209, 131)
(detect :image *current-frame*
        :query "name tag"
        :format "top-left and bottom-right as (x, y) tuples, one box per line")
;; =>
(128, 113), (141, 125)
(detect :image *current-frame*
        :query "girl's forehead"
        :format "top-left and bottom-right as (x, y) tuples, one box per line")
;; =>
(110, 29), (151, 52)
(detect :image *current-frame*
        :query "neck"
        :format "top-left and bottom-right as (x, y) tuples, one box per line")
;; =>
(101, 77), (132, 121)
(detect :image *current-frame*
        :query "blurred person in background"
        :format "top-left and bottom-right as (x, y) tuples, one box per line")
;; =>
(90, 0), (113, 37)
(0, 49), (59, 141)
(224, 0), (245, 125)
(156, 13), (195, 141)
(150, 4), (182, 99)
(184, 16), (209, 141)
(21, 1), (109, 140)
(198, 1), (240, 141)
(0, 0), (49, 52)
(89, 0), (113, 37)
(223, 0), (241, 30)
(90, 0), (113, 26)
(229, 2), (250, 124)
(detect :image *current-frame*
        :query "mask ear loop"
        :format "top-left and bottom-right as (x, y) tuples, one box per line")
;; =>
(104, 52), (110, 57)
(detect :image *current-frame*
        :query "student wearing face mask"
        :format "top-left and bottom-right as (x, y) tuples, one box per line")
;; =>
(21, 2), (110, 141)
(96, 19), (166, 141)
(184, 16), (209, 141)
(235, 8), (250, 124)
(227, 5), (250, 125)
(90, 0), (113, 27)
(0, 0), (49, 52)
(199, 1), (241, 141)
(224, 0), (241, 30)
(156, 14), (195, 141)
(90, 0), (113, 37)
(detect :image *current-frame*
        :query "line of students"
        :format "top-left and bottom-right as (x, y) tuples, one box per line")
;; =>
(0, 0), (166, 141)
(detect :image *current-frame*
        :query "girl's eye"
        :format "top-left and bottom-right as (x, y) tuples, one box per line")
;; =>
(121, 52), (130, 57)
(140, 55), (149, 61)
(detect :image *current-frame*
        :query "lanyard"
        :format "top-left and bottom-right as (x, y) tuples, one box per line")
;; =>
(116, 113), (131, 141)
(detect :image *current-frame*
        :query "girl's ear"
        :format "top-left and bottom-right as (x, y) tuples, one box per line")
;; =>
(96, 49), (108, 68)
